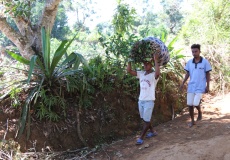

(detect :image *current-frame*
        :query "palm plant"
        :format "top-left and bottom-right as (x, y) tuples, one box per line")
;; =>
(160, 33), (185, 93)
(162, 34), (184, 73)
(7, 27), (88, 139)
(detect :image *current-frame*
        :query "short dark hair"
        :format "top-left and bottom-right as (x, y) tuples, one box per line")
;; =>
(191, 44), (201, 50)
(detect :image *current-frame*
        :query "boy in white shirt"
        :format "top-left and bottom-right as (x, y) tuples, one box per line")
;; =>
(126, 54), (160, 145)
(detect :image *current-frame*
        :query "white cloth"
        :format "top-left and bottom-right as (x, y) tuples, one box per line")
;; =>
(137, 71), (158, 101)
(187, 93), (203, 106)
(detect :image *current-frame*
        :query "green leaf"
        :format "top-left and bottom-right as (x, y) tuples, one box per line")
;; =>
(34, 76), (45, 104)
(73, 52), (89, 69)
(58, 69), (82, 78)
(27, 55), (37, 83)
(160, 32), (167, 43)
(175, 54), (185, 59)
(170, 48), (183, 57)
(6, 50), (30, 65)
(41, 27), (51, 75)
(168, 36), (179, 51)
(50, 40), (68, 74)
(17, 87), (38, 139)
(174, 49), (184, 55)
(52, 52), (78, 76)
(50, 34), (77, 74)
(35, 57), (46, 74)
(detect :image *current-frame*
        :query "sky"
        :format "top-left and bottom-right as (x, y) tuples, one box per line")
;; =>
(67, 0), (163, 30)
(67, 0), (116, 29)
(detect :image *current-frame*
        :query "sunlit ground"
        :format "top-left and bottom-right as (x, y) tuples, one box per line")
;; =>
(214, 94), (230, 114)
(196, 93), (230, 124)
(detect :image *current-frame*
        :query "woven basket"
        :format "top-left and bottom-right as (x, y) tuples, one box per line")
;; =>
(130, 37), (170, 66)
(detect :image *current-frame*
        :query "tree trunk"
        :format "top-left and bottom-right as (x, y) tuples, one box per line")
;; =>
(0, 0), (61, 60)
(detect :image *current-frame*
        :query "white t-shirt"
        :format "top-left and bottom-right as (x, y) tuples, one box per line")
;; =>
(137, 71), (159, 101)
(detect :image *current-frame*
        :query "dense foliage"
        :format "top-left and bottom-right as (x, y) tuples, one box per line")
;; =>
(0, 0), (229, 158)
(6, 27), (88, 139)
(180, 0), (230, 93)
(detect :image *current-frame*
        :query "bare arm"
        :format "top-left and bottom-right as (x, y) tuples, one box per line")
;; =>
(205, 71), (210, 93)
(179, 71), (189, 91)
(126, 62), (137, 76)
(154, 54), (160, 79)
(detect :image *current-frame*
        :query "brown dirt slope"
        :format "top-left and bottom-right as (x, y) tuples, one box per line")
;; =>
(88, 93), (230, 160)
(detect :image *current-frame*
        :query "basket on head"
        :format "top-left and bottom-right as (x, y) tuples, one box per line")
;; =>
(129, 37), (170, 66)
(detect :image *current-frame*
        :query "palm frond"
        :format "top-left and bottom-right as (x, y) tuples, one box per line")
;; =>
(50, 34), (77, 75)
(17, 87), (38, 139)
(167, 36), (179, 52)
(41, 27), (51, 74)
(27, 55), (38, 83)
(6, 51), (30, 65)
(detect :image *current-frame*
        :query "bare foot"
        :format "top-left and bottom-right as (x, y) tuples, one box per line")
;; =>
(197, 114), (202, 121)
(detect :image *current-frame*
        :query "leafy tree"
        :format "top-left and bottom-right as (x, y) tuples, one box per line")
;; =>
(65, 0), (97, 32)
(180, 0), (230, 93)
(160, 0), (184, 34)
(99, 2), (138, 60)
(181, 0), (230, 45)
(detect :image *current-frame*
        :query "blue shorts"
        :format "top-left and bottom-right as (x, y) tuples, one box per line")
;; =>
(138, 100), (154, 122)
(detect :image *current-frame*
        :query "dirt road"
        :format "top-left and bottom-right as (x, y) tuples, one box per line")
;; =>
(89, 93), (230, 160)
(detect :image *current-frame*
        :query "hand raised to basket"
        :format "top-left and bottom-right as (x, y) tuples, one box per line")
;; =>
(154, 53), (159, 61)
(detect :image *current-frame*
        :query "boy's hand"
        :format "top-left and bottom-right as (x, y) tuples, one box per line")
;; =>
(179, 84), (184, 92)
(154, 53), (159, 62)
(205, 86), (209, 93)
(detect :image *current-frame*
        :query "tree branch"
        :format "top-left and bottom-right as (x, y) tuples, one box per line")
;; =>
(38, 0), (61, 31)
(34, 0), (61, 52)
(0, 17), (35, 59)
(0, 0), (31, 36)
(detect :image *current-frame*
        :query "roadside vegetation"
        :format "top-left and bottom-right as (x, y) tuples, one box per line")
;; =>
(0, 0), (229, 159)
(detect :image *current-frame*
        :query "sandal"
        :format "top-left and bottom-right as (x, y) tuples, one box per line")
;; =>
(188, 122), (195, 128)
(146, 131), (158, 138)
(136, 138), (144, 145)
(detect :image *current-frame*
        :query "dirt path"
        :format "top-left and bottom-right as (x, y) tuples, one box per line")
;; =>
(88, 93), (230, 160)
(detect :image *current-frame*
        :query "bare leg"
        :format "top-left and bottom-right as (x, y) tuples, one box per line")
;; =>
(149, 123), (154, 133)
(188, 106), (195, 127)
(139, 121), (151, 140)
(195, 105), (202, 121)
